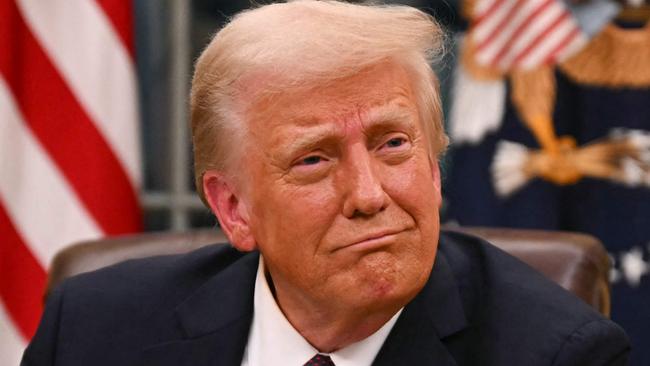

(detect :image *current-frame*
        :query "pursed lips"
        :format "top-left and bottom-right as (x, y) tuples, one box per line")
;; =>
(334, 228), (407, 252)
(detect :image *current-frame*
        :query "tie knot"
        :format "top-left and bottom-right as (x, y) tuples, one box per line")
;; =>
(304, 353), (335, 366)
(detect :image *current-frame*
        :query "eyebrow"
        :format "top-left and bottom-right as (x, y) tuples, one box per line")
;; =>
(278, 124), (341, 159)
(362, 102), (418, 137)
(364, 102), (417, 127)
(276, 101), (418, 158)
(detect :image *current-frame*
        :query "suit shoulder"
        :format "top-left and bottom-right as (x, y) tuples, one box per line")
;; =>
(438, 230), (630, 365)
(58, 243), (252, 317)
(439, 229), (601, 319)
(28, 244), (258, 365)
(552, 318), (630, 365)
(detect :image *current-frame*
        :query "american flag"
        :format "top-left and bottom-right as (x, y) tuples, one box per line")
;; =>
(470, 0), (587, 71)
(0, 0), (141, 363)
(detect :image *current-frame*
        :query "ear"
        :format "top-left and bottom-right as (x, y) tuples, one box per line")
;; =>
(202, 170), (257, 252)
(430, 159), (442, 209)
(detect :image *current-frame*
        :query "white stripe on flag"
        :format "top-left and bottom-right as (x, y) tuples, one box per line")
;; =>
(476, 0), (544, 65)
(473, 0), (518, 46)
(16, 0), (141, 187)
(555, 32), (587, 62)
(0, 302), (26, 366)
(519, 18), (576, 69)
(475, 0), (499, 18)
(0, 77), (103, 268)
(496, 3), (564, 69)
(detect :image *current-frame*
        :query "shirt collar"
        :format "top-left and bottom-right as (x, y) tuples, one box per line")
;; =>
(244, 256), (401, 366)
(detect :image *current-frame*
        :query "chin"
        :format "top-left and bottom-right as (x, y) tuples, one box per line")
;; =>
(352, 252), (429, 310)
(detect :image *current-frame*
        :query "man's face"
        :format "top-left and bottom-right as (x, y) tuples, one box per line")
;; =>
(238, 61), (441, 313)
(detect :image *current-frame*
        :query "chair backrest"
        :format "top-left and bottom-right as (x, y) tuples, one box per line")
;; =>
(45, 227), (611, 315)
(46, 229), (226, 300)
(445, 226), (611, 316)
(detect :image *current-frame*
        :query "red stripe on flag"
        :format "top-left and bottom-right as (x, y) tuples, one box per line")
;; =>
(95, 0), (135, 58)
(473, 0), (505, 28)
(0, 0), (142, 235)
(476, 0), (525, 52)
(0, 202), (47, 340)
(488, 0), (555, 67)
(511, 11), (571, 66)
(543, 26), (580, 65)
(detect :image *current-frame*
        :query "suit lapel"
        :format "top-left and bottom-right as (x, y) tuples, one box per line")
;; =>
(373, 249), (468, 366)
(140, 239), (469, 365)
(142, 251), (260, 366)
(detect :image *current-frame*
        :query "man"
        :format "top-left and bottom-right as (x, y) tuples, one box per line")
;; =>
(23, 1), (629, 365)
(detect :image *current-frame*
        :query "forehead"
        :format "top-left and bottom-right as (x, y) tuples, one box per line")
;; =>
(243, 61), (419, 134)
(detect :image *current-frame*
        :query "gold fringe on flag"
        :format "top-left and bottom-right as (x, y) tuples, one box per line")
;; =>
(461, 0), (476, 22)
(560, 23), (650, 88)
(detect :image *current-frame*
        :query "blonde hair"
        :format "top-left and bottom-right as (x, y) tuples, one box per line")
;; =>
(191, 0), (448, 202)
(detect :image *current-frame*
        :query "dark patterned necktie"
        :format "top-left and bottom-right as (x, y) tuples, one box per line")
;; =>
(303, 353), (335, 366)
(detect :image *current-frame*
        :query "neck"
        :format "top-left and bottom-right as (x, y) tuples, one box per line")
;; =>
(300, 305), (398, 352)
(265, 270), (401, 352)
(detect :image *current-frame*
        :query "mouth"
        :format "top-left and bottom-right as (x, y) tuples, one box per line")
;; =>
(335, 229), (406, 252)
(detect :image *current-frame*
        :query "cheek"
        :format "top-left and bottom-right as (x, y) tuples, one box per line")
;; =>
(253, 179), (340, 251)
(384, 156), (439, 209)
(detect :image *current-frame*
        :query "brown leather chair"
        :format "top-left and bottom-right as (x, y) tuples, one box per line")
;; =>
(445, 227), (611, 316)
(45, 227), (611, 316)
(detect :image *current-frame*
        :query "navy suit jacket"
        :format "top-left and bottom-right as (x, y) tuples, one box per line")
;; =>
(22, 231), (630, 365)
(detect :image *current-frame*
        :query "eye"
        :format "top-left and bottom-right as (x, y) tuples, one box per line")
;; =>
(289, 153), (332, 183)
(380, 135), (411, 151)
(300, 155), (322, 165)
(384, 137), (406, 148)
(376, 134), (412, 164)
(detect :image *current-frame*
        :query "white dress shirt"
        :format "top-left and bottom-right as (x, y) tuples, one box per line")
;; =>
(241, 256), (402, 366)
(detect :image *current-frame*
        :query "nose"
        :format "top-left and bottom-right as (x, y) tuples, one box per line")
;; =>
(341, 148), (389, 218)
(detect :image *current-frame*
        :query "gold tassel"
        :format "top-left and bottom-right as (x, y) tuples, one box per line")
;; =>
(505, 23), (650, 188)
(492, 130), (650, 196)
(525, 142), (582, 185)
(510, 67), (566, 153)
